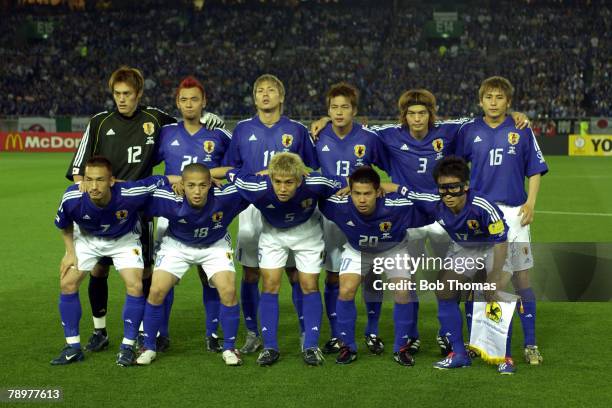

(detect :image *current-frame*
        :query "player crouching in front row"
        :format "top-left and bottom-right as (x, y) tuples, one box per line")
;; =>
(318, 166), (434, 366)
(228, 152), (345, 366)
(137, 164), (250, 366)
(52, 156), (172, 367)
(393, 156), (517, 374)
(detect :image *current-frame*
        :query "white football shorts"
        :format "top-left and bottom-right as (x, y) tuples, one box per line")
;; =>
(497, 204), (534, 271)
(321, 214), (347, 273)
(406, 221), (450, 259)
(444, 241), (513, 279)
(236, 204), (295, 268)
(74, 231), (143, 272)
(154, 234), (235, 281)
(258, 214), (324, 274)
(339, 239), (412, 279)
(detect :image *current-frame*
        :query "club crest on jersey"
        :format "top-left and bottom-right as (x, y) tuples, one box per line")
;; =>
(143, 122), (155, 136)
(486, 302), (502, 323)
(281, 134), (293, 148)
(432, 138), (444, 152)
(508, 132), (520, 145)
(354, 144), (366, 158)
(226, 252), (233, 260)
(212, 211), (223, 223)
(379, 221), (392, 233)
(116, 210), (128, 220)
(203, 140), (215, 154)
(467, 220), (480, 230)
(212, 211), (224, 229)
(301, 198), (313, 209)
(133, 248), (140, 256)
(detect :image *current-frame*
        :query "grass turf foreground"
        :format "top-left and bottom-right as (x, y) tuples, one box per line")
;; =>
(0, 153), (611, 407)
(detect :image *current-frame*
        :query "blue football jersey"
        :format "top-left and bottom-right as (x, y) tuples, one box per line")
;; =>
(228, 170), (343, 229)
(55, 176), (168, 238)
(456, 116), (549, 206)
(223, 115), (319, 173)
(372, 119), (468, 193)
(315, 122), (385, 176)
(318, 193), (434, 253)
(155, 122), (232, 175)
(399, 187), (508, 245)
(145, 183), (249, 246)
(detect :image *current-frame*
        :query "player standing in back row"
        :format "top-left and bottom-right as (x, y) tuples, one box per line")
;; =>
(222, 74), (319, 353)
(456, 76), (548, 365)
(314, 83), (387, 355)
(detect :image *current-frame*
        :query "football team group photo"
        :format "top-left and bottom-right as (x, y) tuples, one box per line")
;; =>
(1, 1), (610, 406)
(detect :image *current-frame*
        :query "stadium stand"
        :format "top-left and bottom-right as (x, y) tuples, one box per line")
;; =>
(0, 0), (610, 118)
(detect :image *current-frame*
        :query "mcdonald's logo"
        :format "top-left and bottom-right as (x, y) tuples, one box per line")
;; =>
(4, 133), (24, 151)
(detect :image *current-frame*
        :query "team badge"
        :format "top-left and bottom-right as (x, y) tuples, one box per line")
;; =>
(508, 132), (520, 145)
(226, 252), (233, 260)
(203, 140), (215, 154)
(212, 211), (223, 223)
(132, 248), (140, 256)
(301, 199), (313, 209)
(379, 221), (392, 233)
(485, 302), (502, 323)
(467, 220), (480, 230)
(281, 134), (293, 148)
(116, 210), (128, 220)
(143, 122), (155, 136)
(432, 138), (444, 152)
(354, 144), (366, 158)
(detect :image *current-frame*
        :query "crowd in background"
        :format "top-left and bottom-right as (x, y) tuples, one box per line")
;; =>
(1, 0), (610, 119)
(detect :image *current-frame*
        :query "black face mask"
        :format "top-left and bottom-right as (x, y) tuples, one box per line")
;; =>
(438, 182), (467, 198)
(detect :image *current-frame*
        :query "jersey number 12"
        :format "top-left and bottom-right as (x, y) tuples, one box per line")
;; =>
(127, 146), (142, 163)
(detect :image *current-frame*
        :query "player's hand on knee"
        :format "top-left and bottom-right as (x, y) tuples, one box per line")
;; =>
(310, 117), (331, 139)
(200, 112), (225, 130)
(60, 253), (77, 278)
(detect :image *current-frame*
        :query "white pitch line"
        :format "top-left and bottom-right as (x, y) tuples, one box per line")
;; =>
(536, 210), (612, 217)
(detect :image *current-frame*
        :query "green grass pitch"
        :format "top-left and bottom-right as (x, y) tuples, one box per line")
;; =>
(0, 153), (611, 407)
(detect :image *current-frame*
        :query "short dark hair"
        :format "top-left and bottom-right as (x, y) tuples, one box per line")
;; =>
(349, 166), (380, 189)
(85, 156), (113, 174)
(326, 82), (359, 110)
(432, 156), (470, 183)
(182, 163), (211, 178)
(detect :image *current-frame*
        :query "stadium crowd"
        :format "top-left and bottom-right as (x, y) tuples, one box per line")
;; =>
(0, 0), (610, 119)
